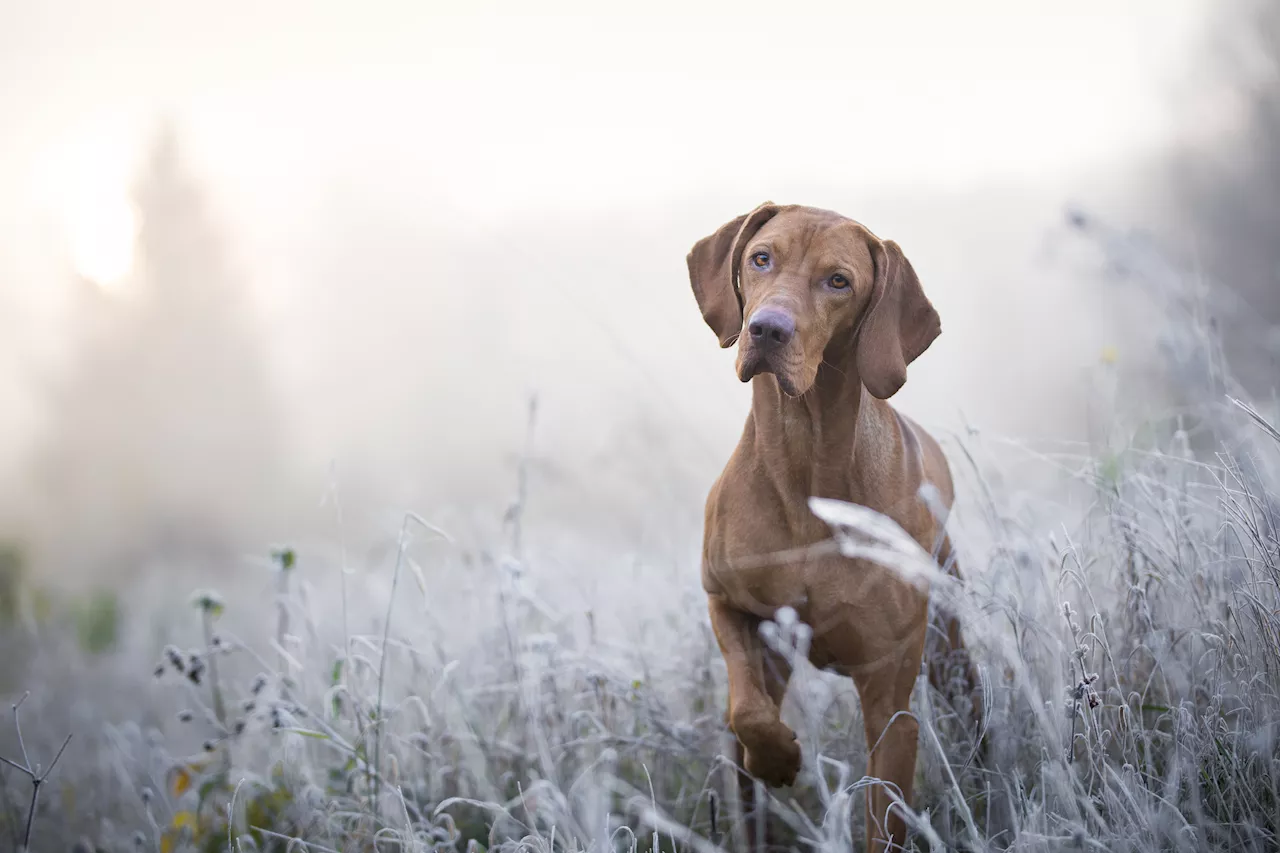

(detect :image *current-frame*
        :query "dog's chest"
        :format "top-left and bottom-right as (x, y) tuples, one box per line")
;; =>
(701, 476), (844, 618)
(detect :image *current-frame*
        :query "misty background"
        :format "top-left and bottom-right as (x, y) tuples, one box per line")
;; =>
(1, 0), (1278, 661)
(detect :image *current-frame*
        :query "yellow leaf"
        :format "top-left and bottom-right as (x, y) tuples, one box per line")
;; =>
(162, 810), (198, 853)
(167, 756), (211, 798)
(168, 766), (192, 797)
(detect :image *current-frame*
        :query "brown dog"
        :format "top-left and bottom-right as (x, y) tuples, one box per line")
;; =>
(687, 203), (980, 852)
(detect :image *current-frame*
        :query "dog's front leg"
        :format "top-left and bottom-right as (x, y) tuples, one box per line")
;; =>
(854, 634), (927, 853)
(707, 594), (800, 789)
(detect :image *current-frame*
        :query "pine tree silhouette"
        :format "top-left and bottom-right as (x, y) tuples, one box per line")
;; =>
(31, 121), (286, 579)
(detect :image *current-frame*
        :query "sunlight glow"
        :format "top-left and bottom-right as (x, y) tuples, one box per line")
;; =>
(31, 112), (141, 290)
(67, 193), (139, 288)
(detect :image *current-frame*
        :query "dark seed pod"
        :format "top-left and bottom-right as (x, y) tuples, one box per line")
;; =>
(186, 658), (205, 686)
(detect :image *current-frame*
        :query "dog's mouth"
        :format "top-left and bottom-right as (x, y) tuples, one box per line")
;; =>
(737, 349), (804, 397)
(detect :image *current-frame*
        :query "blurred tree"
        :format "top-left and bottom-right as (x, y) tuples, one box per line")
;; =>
(28, 121), (288, 582)
(1166, 0), (1280, 392)
(0, 542), (22, 624)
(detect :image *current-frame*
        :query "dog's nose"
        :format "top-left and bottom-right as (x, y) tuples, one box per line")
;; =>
(748, 308), (796, 349)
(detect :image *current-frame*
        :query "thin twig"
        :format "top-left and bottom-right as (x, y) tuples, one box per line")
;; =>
(1, 695), (73, 853)
(11, 693), (31, 773)
(43, 734), (71, 779)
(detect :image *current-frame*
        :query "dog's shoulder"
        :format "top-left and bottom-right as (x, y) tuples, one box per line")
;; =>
(889, 406), (954, 504)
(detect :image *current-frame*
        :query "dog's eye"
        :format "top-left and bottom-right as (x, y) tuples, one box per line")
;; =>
(830, 274), (850, 289)
(751, 252), (771, 269)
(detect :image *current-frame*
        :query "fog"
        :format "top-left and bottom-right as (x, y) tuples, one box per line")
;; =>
(0, 0), (1231, 604)
(15, 6), (1280, 849)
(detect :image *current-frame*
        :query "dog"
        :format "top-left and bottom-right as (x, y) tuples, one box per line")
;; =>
(687, 203), (981, 852)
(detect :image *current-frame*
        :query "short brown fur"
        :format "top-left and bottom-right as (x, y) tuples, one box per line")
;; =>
(687, 203), (980, 852)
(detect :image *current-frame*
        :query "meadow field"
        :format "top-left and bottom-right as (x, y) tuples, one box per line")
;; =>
(4, 2), (1280, 851)
(2, 199), (1278, 851)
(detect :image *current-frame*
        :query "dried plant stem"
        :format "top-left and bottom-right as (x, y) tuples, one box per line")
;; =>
(0, 693), (72, 852)
(371, 512), (451, 812)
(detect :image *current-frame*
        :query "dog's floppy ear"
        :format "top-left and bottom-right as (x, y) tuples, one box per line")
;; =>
(686, 202), (779, 347)
(857, 238), (941, 399)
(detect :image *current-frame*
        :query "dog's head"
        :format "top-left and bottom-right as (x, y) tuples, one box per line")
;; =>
(686, 203), (940, 399)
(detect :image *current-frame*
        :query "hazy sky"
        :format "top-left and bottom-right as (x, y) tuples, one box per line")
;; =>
(0, 0), (1241, 604)
(0, 0), (1216, 518)
(2, 1), (1206, 218)
(0, 0), (1210, 355)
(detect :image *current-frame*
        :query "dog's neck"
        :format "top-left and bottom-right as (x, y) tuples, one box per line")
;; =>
(745, 345), (869, 504)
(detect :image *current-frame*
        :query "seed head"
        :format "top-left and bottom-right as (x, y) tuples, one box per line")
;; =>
(186, 655), (205, 686)
(189, 588), (225, 617)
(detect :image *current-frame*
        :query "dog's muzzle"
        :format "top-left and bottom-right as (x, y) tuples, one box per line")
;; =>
(738, 307), (801, 394)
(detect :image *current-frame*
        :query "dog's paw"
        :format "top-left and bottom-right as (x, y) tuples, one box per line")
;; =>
(740, 722), (801, 787)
